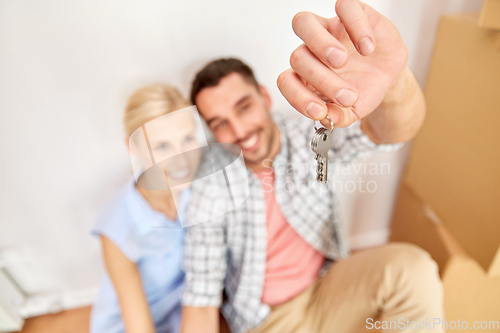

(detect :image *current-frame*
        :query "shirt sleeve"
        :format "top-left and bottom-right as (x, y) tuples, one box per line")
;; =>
(329, 120), (404, 164)
(182, 216), (227, 307)
(181, 157), (228, 307)
(92, 220), (140, 263)
(91, 193), (142, 263)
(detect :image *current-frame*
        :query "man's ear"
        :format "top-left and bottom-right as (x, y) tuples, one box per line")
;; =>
(258, 85), (272, 111)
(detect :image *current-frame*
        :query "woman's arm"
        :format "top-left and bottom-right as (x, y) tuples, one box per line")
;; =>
(100, 235), (156, 333)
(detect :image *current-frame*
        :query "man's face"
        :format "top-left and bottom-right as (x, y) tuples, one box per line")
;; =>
(195, 72), (279, 168)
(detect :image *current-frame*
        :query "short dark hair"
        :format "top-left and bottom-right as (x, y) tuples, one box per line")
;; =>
(190, 58), (259, 105)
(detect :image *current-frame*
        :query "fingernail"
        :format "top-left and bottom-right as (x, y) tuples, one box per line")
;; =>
(325, 47), (346, 68)
(305, 102), (325, 119)
(358, 37), (375, 55)
(335, 89), (358, 107)
(320, 118), (332, 129)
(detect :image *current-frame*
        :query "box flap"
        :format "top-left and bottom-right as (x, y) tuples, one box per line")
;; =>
(479, 0), (500, 30)
(390, 183), (464, 274)
(443, 255), (500, 325)
(489, 247), (500, 278)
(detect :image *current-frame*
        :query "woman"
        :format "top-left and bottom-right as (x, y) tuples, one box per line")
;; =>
(90, 84), (202, 333)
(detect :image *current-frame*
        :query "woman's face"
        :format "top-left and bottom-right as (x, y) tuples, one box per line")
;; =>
(130, 108), (202, 192)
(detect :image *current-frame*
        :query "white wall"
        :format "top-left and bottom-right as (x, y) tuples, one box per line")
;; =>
(0, 0), (484, 315)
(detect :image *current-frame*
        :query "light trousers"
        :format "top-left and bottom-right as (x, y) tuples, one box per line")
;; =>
(249, 243), (444, 333)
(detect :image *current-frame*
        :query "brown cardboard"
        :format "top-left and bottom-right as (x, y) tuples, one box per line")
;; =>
(391, 184), (500, 330)
(405, 13), (500, 271)
(479, 0), (500, 30)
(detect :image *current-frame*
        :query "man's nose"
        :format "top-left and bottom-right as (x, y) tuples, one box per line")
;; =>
(230, 120), (248, 140)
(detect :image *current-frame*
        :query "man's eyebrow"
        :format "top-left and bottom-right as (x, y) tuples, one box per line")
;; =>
(235, 95), (252, 108)
(205, 95), (252, 126)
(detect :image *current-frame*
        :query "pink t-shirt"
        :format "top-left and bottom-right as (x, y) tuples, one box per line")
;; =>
(255, 169), (325, 306)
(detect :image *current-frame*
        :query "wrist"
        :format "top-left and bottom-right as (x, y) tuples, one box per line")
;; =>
(380, 66), (415, 107)
(361, 66), (426, 144)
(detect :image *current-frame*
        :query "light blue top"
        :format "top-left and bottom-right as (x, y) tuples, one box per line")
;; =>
(90, 178), (190, 333)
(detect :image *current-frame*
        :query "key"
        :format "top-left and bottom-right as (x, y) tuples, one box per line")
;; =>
(311, 127), (334, 184)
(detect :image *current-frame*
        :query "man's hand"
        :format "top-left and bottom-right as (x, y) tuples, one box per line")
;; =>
(277, 0), (408, 129)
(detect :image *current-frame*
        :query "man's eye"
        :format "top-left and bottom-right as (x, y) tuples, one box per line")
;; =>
(184, 135), (195, 143)
(213, 121), (227, 131)
(239, 103), (251, 114)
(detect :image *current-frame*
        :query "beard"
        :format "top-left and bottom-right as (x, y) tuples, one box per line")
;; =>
(241, 123), (279, 169)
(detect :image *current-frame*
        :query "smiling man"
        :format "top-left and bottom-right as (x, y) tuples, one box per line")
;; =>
(190, 62), (280, 172)
(180, 1), (443, 333)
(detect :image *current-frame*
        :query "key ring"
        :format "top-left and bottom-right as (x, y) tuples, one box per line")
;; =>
(313, 115), (334, 134)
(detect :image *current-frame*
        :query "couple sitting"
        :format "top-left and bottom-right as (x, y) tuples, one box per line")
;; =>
(91, 2), (444, 333)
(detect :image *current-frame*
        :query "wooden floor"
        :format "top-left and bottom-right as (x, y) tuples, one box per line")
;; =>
(11, 306), (231, 333)
(13, 307), (91, 333)
(10, 307), (372, 333)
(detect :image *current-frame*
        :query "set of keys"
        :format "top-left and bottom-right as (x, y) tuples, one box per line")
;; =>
(310, 115), (334, 184)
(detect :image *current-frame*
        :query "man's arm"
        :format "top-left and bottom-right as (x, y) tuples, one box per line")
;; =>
(181, 306), (219, 333)
(181, 221), (226, 333)
(361, 66), (426, 144)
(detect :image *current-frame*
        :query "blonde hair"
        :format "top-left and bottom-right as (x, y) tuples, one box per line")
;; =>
(124, 84), (191, 137)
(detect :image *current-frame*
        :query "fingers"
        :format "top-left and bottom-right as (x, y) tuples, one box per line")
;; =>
(290, 44), (358, 108)
(335, 0), (375, 55)
(277, 68), (360, 127)
(277, 69), (327, 120)
(321, 103), (360, 129)
(292, 11), (348, 69)
(292, 1), (376, 61)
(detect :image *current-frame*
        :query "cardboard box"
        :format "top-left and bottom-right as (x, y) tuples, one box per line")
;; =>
(392, 13), (500, 327)
(479, 0), (500, 30)
(391, 184), (500, 331)
(405, 13), (500, 271)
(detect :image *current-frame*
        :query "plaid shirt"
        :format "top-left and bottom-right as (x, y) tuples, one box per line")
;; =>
(182, 112), (402, 333)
